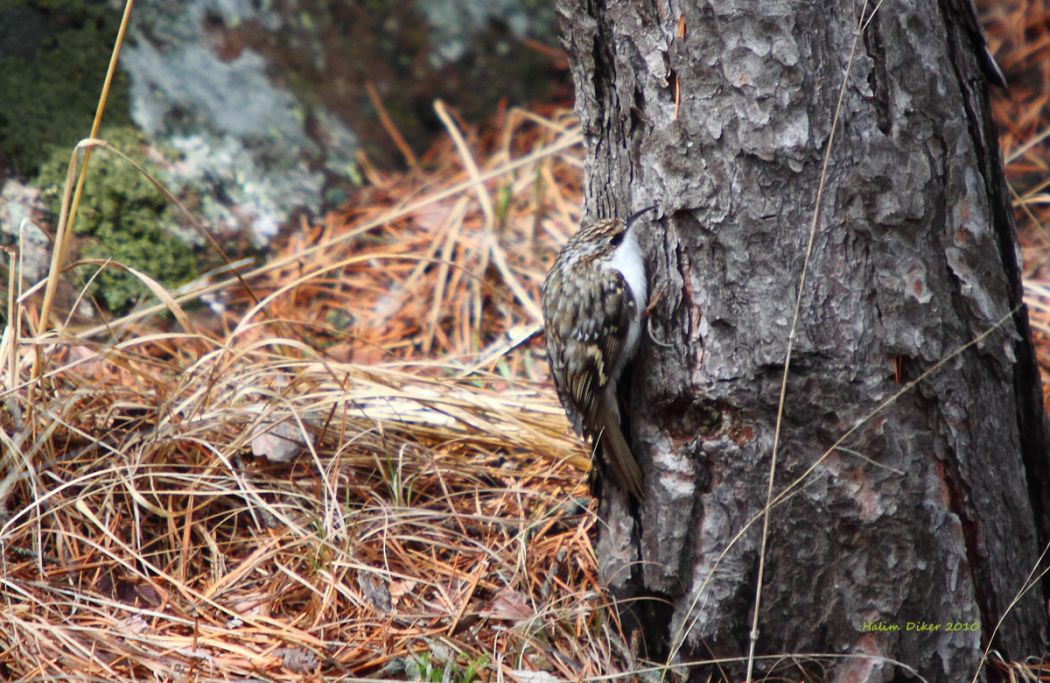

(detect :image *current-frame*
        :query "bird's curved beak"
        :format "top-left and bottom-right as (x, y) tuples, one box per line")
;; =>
(626, 205), (659, 229)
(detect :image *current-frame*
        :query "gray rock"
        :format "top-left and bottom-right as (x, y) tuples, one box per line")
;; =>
(123, 0), (347, 245)
(0, 179), (50, 284)
(1, 0), (559, 251)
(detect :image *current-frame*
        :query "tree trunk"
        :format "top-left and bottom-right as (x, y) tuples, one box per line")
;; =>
(557, 1), (1050, 680)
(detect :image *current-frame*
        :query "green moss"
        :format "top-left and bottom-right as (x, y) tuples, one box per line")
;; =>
(35, 126), (197, 314)
(0, 1), (132, 177)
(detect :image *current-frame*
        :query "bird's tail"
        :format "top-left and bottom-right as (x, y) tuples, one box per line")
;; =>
(596, 394), (645, 501)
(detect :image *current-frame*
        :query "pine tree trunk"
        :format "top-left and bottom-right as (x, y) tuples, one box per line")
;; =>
(557, 1), (1050, 680)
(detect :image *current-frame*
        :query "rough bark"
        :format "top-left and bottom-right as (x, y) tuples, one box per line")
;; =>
(557, 1), (1050, 680)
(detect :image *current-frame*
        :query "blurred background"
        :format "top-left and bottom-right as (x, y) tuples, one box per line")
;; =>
(0, 0), (567, 313)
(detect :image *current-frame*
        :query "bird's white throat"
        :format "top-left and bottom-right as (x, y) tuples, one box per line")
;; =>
(604, 226), (647, 315)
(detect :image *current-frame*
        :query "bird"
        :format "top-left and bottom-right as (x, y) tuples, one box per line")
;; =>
(541, 206), (657, 501)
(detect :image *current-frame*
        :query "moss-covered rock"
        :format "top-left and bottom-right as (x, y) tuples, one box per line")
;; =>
(2, 0), (563, 260)
(0, 1), (132, 178)
(35, 126), (197, 314)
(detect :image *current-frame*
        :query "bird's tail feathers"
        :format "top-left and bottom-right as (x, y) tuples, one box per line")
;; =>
(596, 398), (645, 501)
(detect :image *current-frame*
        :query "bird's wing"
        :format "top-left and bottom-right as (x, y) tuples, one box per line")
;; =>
(545, 267), (632, 437)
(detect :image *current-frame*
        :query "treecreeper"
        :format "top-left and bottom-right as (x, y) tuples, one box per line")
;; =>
(540, 206), (657, 501)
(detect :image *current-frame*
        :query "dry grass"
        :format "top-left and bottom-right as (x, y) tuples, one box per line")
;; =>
(0, 106), (630, 681)
(985, 0), (1050, 404)
(0, 2), (1047, 681)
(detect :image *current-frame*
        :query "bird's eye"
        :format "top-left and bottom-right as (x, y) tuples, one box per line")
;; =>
(609, 231), (625, 247)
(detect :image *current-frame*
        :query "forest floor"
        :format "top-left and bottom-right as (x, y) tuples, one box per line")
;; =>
(0, 2), (1048, 682)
